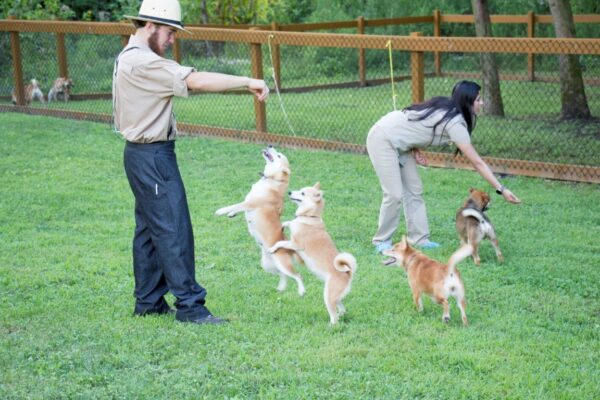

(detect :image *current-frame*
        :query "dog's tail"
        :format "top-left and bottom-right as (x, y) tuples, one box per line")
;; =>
(461, 208), (493, 235)
(334, 252), (357, 273)
(461, 208), (486, 223)
(447, 244), (473, 274)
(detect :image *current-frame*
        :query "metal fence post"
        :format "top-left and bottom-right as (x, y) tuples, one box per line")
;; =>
(433, 9), (442, 76)
(527, 11), (536, 81)
(249, 28), (267, 133)
(9, 16), (25, 106)
(357, 16), (366, 86)
(410, 32), (424, 104)
(270, 22), (281, 89)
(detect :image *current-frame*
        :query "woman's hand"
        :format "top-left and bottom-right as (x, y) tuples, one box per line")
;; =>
(412, 148), (428, 167)
(502, 188), (521, 204)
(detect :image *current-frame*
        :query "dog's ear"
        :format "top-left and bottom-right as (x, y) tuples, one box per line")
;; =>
(313, 182), (320, 190)
(469, 187), (475, 193)
(400, 235), (408, 249)
(313, 190), (323, 202)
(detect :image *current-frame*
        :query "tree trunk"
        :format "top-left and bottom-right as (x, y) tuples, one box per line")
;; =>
(200, 0), (209, 25)
(199, 0), (217, 57)
(471, 0), (504, 117)
(547, 0), (591, 120)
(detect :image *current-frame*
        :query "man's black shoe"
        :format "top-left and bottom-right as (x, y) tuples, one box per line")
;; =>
(183, 315), (228, 325)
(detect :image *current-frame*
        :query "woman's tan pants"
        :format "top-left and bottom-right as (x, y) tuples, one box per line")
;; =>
(366, 126), (430, 246)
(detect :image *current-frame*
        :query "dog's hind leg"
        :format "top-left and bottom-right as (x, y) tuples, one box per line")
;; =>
(438, 297), (451, 323)
(324, 281), (339, 325)
(456, 296), (468, 326)
(467, 232), (481, 265)
(272, 253), (305, 296)
(487, 228), (504, 263)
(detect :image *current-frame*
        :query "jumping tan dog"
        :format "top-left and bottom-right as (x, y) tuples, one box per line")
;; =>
(383, 236), (472, 326)
(455, 188), (503, 265)
(11, 79), (45, 105)
(215, 146), (305, 295)
(268, 183), (357, 325)
(48, 77), (74, 103)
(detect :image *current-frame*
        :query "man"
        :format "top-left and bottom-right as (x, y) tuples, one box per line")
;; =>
(113, 0), (269, 324)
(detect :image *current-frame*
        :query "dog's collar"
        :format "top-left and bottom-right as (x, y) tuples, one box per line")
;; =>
(464, 205), (488, 213)
(258, 172), (286, 183)
(464, 200), (488, 213)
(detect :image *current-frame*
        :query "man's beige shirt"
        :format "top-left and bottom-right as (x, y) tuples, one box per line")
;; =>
(112, 35), (194, 143)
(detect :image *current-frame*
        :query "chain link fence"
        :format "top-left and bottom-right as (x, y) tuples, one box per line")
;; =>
(1, 18), (599, 182)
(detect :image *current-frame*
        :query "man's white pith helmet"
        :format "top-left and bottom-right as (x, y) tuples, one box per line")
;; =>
(124, 0), (190, 33)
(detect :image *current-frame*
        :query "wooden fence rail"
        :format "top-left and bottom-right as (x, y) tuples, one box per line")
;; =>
(1, 18), (600, 183)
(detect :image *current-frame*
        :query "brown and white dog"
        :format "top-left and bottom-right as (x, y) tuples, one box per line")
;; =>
(48, 77), (73, 103)
(268, 183), (357, 325)
(455, 188), (503, 265)
(11, 79), (45, 105)
(215, 146), (305, 295)
(383, 236), (472, 326)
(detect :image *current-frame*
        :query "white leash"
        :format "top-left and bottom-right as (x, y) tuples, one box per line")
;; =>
(267, 34), (297, 136)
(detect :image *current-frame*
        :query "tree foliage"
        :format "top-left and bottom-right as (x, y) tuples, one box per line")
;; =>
(2, 0), (598, 29)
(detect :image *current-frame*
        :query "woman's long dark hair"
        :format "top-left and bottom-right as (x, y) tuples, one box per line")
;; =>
(403, 80), (481, 136)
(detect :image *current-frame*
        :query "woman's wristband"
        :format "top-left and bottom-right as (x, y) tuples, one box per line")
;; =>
(495, 185), (506, 195)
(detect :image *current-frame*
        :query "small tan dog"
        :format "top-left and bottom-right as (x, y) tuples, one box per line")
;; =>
(383, 236), (472, 326)
(455, 188), (503, 265)
(11, 79), (45, 105)
(215, 146), (305, 295)
(268, 183), (357, 325)
(48, 77), (74, 103)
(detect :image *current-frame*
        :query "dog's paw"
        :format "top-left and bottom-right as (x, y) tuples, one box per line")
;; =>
(443, 315), (450, 323)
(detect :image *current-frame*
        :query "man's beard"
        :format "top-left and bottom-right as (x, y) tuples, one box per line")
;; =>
(148, 30), (164, 56)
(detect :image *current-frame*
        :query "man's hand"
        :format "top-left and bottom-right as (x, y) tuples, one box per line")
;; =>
(248, 78), (269, 102)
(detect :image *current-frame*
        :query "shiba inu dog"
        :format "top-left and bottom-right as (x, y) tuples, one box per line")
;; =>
(383, 236), (472, 326)
(455, 188), (503, 265)
(269, 183), (357, 325)
(48, 77), (74, 102)
(11, 79), (45, 105)
(215, 146), (305, 295)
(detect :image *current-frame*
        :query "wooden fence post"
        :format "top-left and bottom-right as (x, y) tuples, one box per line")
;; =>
(9, 16), (25, 106)
(173, 38), (181, 63)
(357, 16), (366, 86)
(433, 9), (442, 76)
(250, 28), (267, 133)
(270, 22), (281, 90)
(410, 32), (424, 104)
(56, 31), (69, 79)
(527, 11), (535, 81)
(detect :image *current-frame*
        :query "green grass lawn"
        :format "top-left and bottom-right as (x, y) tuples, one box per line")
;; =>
(1, 112), (599, 399)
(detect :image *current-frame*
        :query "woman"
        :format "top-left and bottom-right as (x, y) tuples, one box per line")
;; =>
(367, 80), (520, 253)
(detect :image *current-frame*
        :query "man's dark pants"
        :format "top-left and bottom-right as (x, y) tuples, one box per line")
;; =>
(123, 140), (210, 321)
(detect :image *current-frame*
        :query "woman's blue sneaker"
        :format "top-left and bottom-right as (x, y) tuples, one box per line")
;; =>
(375, 241), (392, 254)
(417, 241), (440, 249)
